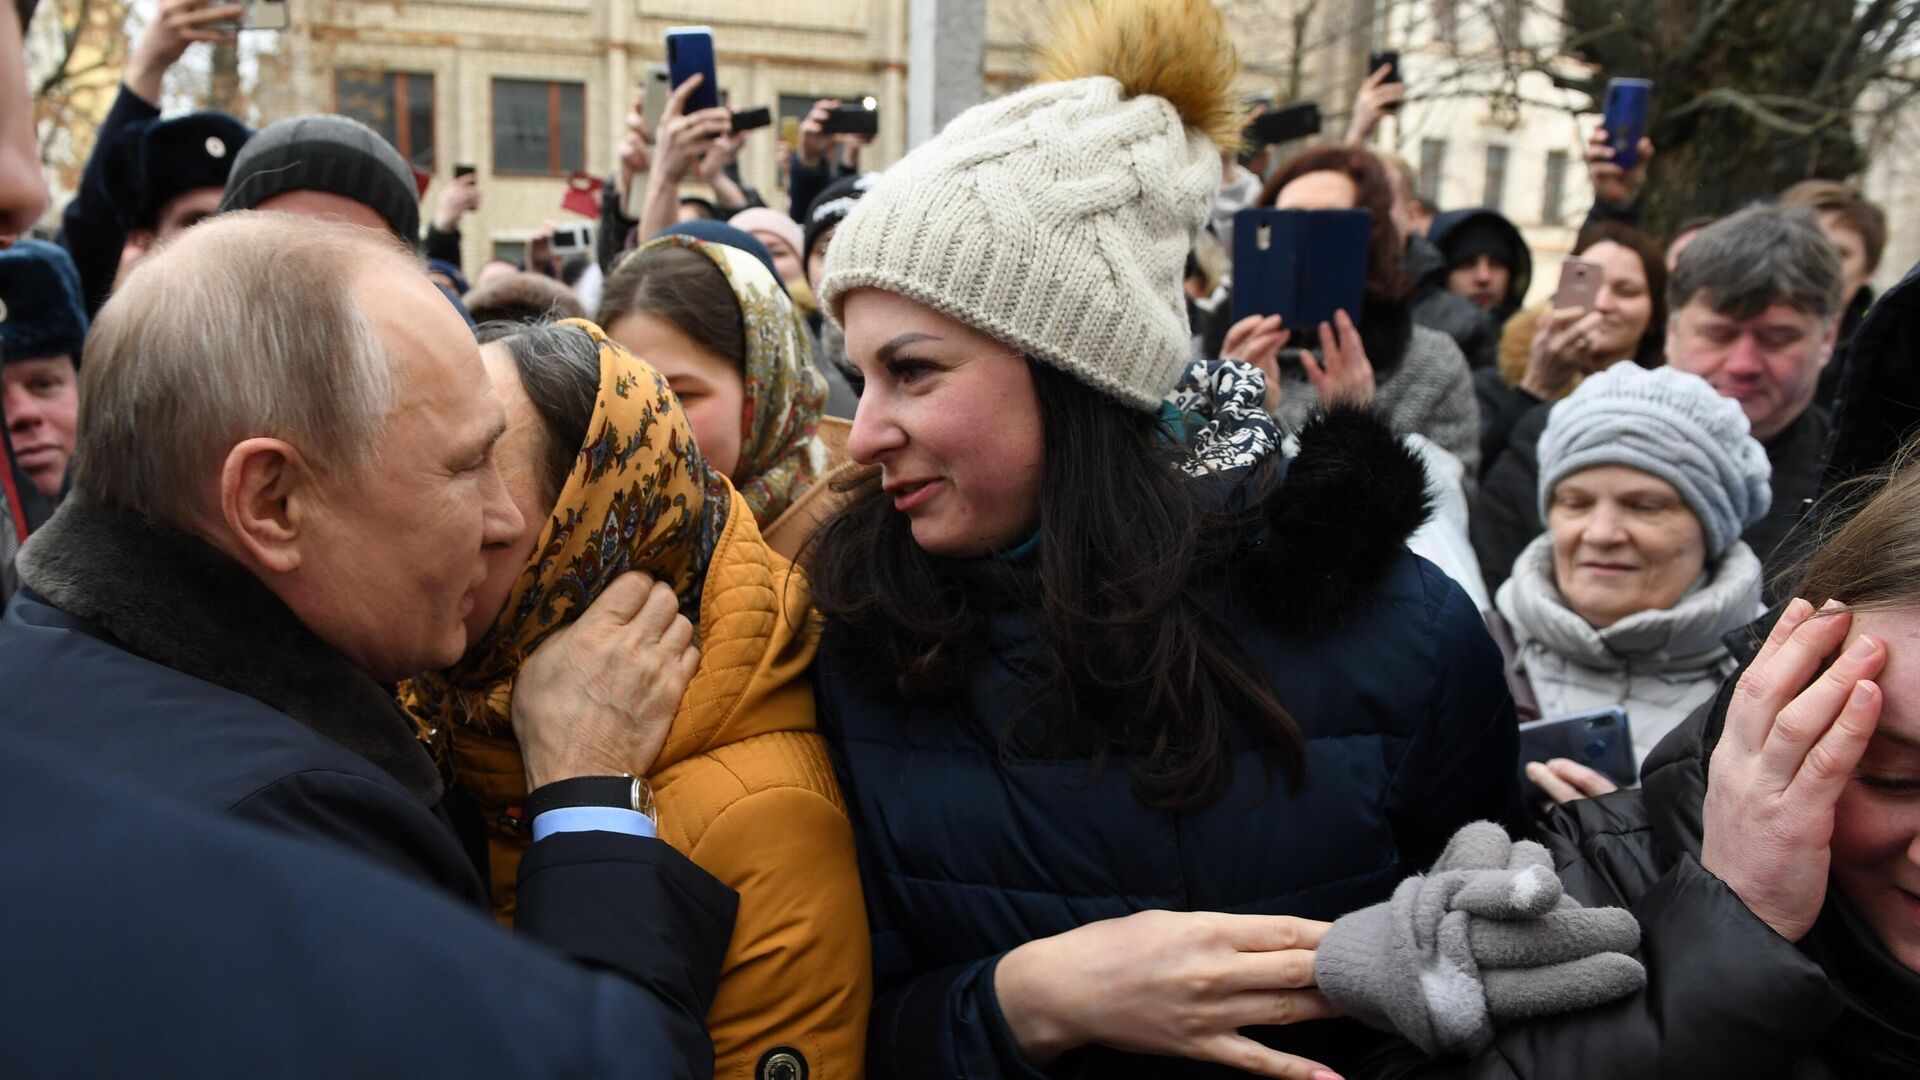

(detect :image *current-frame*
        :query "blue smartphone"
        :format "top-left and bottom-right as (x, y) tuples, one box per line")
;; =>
(1230, 208), (1370, 332)
(665, 26), (720, 114)
(1518, 706), (1636, 802)
(1602, 78), (1652, 172)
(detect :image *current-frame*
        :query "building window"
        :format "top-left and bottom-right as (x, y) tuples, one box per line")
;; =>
(1483, 145), (1509, 211)
(1542, 150), (1568, 224)
(335, 70), (435, 169)
(1418, 138), (1446, 203)
(493, 79), (585, 175)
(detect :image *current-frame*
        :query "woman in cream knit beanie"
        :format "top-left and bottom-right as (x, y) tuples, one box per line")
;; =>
(805, 0), (1524, 1075)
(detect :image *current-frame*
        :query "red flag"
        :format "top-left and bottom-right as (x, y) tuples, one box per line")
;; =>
(410, 166), (432, 199)
(561, 172), (604, 218)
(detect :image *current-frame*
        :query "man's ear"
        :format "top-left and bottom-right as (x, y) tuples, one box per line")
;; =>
(1816, 313), (1841, 371)
(218, 438), (317, 574)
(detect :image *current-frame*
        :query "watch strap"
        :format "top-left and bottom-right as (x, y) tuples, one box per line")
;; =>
(524, 775), (648, 821)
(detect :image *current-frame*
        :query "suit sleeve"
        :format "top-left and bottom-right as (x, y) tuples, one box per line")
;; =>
(691, 785), (873, 1080)
(58, 84), (160, 317)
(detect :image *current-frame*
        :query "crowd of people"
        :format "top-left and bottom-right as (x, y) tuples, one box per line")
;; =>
(2, 0), (1918, 1075)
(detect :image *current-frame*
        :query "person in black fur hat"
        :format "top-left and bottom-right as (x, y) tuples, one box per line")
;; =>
(101, 110), (251, 257)
(0, 241), (85, 506)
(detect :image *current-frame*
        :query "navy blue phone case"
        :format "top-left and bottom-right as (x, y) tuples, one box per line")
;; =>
(1231, 208), (1370, 332)
(666, 27), (720, 114)
(1603, 78), (1652, 172)
(1517, 706), (1637, 802)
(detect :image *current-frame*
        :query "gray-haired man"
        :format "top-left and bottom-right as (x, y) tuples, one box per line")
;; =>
(1473, 205), (1842, 591)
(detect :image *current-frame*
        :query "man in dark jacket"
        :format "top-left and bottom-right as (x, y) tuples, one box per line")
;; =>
(1405, 231), (1500, 370)
(1473, 205), (1841, 593)
(1428, 208), (1533, 330)
(0, 209), (737, 1064)
(55, 0), (249, 316)
(0, 723), (727, 1078)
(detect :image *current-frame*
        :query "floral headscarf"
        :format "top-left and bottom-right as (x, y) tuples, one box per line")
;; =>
(640, 234), (828, 528)
(401, 319), (731, 741)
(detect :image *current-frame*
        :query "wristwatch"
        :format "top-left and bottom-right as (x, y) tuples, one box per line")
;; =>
(522, 775), (658, 825)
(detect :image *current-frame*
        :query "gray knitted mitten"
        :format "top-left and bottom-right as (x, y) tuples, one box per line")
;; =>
(1314, 821), (1646, 1056)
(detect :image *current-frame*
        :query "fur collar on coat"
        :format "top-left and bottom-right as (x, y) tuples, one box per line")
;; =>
(15, 492), (443, 804)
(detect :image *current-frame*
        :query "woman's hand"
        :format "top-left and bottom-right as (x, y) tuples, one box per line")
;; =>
(695, 130), (746, 185)
(652, 74), (734, 183)
(1518, 306), (1607, 401)
(1222, 314), (1292, 412)
(1525, 758), (1619, 804)
(1344, 63), (1405, 146)
(993, 909), (1345, 1080)
(1586, 124), (1655, 208)
(615, 85), (655, 195)
(1303, 310), (1375, 408)
(1700, 598), (1886, 942)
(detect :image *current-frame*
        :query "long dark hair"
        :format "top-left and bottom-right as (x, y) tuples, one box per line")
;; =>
(806, 360), (1305, 812)
(1574, 221), (1668, 369)
(598, 244), (746, 368)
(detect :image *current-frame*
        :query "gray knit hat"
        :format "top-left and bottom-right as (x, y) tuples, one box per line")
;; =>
(219, 115), (420, 245)
(819, 0), (1242, 412)
(1537, 364), (1772, 560)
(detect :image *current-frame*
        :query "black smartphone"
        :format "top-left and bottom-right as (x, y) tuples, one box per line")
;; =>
(453, 164), (476, 180)
(1243, 101), (1322, 148)
(1517, 707), (1636, 802)
(730, 106), (772, 135)
(1368, 49), (1401, 112)
(822, 105), (879, 137)
(1231, 207), (1370, 331)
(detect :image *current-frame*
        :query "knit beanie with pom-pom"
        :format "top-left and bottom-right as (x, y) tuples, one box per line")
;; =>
(819, 0), (1242, 412)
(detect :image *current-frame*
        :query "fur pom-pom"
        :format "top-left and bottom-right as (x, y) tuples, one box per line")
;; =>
(1036, 0), (1244, 150)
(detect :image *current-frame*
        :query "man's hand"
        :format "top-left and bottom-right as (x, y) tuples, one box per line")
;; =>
(1344, 63), (1404, 146)
(1700, 598), (1885, 942)
(127, 0), (243, 106)
(652, 74), (733, 184)
(1586, 124), (1654, 208)
(430, 174), (481, 232)
(796, 98), (841, 169)
(512, 573), (700, 791)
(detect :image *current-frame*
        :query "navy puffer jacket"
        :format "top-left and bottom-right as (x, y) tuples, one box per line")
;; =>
(816, 408), (1525, 1078)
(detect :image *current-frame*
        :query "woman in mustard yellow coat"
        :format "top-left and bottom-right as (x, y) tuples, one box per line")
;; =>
(403, 285), (869, 1080)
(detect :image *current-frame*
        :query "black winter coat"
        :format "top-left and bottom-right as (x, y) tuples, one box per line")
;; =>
(816, 410), (1526, 1078)
(1470, 401), (1831, 595)
(1359, 675), (1920, 1079)
(0, 493), (738, 1037)
(0, 725), (732, 1079)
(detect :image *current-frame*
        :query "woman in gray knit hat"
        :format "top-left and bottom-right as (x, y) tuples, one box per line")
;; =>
(1495, 363), (1772, 802)
(801, 0), (1557, 1075)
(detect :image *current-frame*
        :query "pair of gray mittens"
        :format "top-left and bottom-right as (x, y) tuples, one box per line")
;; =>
(1315, 821), (1646, 1056)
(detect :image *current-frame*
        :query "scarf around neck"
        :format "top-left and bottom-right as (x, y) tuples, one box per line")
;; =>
(641, 235), (828, 529)
(400, 319), (731, 740)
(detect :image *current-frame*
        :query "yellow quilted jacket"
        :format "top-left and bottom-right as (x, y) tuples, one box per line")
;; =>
(450, 487), (871, 1080)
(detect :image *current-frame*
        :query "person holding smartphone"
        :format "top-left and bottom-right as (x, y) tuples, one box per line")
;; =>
(1489, 364), (1770, 805)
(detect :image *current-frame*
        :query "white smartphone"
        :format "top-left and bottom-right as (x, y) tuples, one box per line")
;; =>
(241, 0), (290, 31)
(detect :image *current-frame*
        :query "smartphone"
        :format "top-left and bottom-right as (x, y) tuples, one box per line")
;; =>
(1553, 256), (1604, 310)
(822, 105), (879, 136)
(453, 164), (476, 180)
(665, 27), (720, 114)
(1603, 77), (1653, 172)
(731, 106), (772, 135)
(1231, 208), (1370, 332)
(550, 223), (597, 257)
(642, 63), (671, 128)
(1368, 49), (1402, 112)
(1243, 101), (1322, 148)
(1517, 707), (1636, 803)
(217, 0), (288, 31)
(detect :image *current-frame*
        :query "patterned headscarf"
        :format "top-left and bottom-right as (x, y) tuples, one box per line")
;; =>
(639, 235), (828, 528)
(401, 319), (731, 741)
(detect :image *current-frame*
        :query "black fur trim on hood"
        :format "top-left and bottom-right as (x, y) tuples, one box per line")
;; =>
(1245, 405), (1434, 626)
(15, 492), (444, 805)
